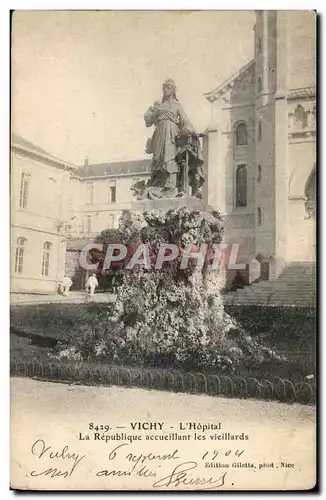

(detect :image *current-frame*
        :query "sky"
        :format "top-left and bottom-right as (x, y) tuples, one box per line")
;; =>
(12, 10), (255, 165)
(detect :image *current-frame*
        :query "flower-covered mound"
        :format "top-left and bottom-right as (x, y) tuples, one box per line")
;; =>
(57, 208), (285, 373)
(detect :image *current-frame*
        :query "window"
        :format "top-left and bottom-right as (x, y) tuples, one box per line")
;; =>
(86, 182), (94, 204)
(235, 123), (248, 146)
(310, 105), (316, 129)
(257, 37), (262, 53)
(86, 216), (91, 234)
(109, 185), (117, 203)
(235, 165), (247, 207)
(108, 214), (115, 229)
(257, 122), (262, 141)
(19, 173), (30, 209)
(14, 237), (26, 274)
(304, 168), (316, 219)
(42, 242), (52, 277)
(257, 77), (262, 93)
(257, 165), (262, 183)
(294, 104), (307, 129)
(257, 207), (262, 225)
(312, 105), (316, 120)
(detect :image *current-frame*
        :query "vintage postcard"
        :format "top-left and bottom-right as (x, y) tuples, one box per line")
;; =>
(10, 10), (316, 491)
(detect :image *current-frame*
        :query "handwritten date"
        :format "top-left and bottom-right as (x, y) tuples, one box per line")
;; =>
(96, 443), (228, 490)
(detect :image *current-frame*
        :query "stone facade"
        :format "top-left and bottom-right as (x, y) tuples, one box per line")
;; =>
(11, 135), (75, 294)
(11, 136), (151, 293)
(203, 10), (316, 280)
(65, 160), (151, 239)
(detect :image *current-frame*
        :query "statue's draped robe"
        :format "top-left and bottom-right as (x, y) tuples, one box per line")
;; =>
(131, 100), (204, 199)
(144, 101), (194, 175)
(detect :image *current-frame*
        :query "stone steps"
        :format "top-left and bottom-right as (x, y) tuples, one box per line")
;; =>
(224, 262), (316, 307)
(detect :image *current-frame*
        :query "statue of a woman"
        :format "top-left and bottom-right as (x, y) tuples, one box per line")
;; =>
(133, 79), (204, 200)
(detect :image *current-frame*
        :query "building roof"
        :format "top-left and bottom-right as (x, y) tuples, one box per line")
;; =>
(11, 133), (152, 178)
(204, 59), (255, 103)
(12, 134), (52, 156)
(76, 159), (152, 178)
(11, 133), (77, 171)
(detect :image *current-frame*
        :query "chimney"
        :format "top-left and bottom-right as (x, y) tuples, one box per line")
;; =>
(84, 156), (89, 168)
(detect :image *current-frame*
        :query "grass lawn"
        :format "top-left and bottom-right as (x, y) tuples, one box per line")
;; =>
(10, 302), (316, 385)
(11, 302), (108, 341)
(11, 333), (49, 361)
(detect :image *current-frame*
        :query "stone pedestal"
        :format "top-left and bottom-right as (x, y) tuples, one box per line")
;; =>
(103, 204), (282, 372)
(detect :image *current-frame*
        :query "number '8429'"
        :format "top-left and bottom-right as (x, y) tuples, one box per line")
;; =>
(89, 423), (110, 432)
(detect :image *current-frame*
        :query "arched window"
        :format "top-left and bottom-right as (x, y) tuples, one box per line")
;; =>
(42, 242), (52, 276)
(236, 165), (247, 207)
(304, 168), (316, 219)
(312, 105), (316, 120)
(257, 207), (262, 225)
(294, 104), (307, 128)
(257, 77), (262, 93)
(108, 214), (115, 229)
(309, 105), (316, 129)
(19, 173), (30, 209)
(257, 165), (262, 183)
(15, 237), (27, 274)
(257, 121), (262, 141)
(235, 123), (248, 146)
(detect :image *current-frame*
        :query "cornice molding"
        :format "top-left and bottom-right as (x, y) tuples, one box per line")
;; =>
(287, 86), (316, 101)
(288, 195), (307, 202)
(204, 60), (255, 103)
(288, 130), (316, 139)
(11, 145), (76, 172)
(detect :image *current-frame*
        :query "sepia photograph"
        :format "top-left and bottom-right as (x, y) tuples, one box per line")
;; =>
(10, 9), (316, 491)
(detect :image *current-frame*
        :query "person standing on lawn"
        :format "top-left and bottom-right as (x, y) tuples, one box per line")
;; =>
(111, 274), (118, 294)
(60, 276), (73, 296)
(86, 273), (99, 296)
